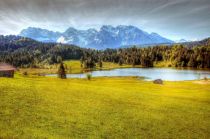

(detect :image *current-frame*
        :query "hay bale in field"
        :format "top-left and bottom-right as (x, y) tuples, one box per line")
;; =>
(153, 79), (163, 84)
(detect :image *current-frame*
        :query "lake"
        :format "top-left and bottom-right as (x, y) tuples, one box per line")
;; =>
(47, 68), (210, 81)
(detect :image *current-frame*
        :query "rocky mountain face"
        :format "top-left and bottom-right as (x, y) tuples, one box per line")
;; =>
(20, 27), (61, 42)
(20, 25), (174, 49)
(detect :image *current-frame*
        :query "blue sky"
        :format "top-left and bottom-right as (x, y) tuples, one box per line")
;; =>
(0, 0), (210, 41)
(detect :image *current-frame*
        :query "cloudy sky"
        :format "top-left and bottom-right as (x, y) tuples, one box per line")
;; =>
(0, 0), (210, 40)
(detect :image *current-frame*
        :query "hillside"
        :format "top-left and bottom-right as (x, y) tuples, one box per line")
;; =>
(19, 25), (174, 49)
(0, 35), (209, 68)
(0, 35), (85, 67)
(183, 38), (210, 47)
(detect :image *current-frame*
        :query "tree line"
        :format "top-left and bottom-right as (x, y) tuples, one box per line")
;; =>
(99, 45), (210, 68)
(0, 35), (209, 68)
(80, 45), (210, 69)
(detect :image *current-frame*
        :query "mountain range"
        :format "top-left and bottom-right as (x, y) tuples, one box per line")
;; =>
(19, 25), (174, 49)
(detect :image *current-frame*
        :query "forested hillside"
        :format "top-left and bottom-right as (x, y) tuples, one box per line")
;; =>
(99, 45), (210, 68)
(0, 35), (86, 67)
(0, 35), (209, 68)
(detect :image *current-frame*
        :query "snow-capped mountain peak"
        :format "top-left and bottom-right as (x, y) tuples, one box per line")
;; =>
(19, 25), (174, 49)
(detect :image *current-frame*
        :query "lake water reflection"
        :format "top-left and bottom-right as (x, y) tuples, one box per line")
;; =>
(47, 68), (210, 81)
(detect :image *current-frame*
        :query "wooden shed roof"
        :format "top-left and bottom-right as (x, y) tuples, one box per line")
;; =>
(0, 63), (16, 71)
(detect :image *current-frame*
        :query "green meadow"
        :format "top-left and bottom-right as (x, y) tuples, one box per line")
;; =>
(0, 73), (210, 138)
(19, 60), (134, 75)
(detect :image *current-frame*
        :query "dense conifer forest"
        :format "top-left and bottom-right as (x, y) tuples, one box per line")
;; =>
(0, 35), (209, 68)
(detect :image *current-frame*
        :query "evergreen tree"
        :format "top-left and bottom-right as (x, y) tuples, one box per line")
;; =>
(187, 55), (195, 67)
(58, 62), (66, 79)
(99, 60), (103, 68)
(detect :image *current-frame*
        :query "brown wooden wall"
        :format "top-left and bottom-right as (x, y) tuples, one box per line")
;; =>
(0, 70), (14, 78)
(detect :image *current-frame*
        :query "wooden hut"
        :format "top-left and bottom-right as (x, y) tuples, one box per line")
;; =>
(0, 63), (16, 78)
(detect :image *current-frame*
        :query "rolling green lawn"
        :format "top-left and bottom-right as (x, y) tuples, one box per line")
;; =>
(0, 75), (210, 138)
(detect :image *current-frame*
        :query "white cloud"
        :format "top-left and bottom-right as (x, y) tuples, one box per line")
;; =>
(0, 0), (209, 40)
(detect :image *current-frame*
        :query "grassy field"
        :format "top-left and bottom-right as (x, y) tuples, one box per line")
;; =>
(0, 74), (210, 138)
(19, 60), (134, 75)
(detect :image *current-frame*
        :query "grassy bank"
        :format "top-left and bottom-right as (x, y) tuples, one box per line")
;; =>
(0, 75), (209, 138)
(154, 61), (173, 67)
(19, 60), (134, 75)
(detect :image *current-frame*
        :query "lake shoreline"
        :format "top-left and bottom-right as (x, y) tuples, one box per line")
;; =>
(45, 67), (210, 81)
(19, 60), (210, 75)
